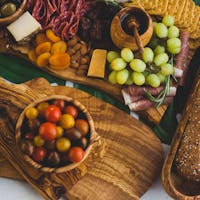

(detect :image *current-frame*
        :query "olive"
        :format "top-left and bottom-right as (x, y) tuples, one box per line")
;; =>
(45, 140), (56, 150)
(47, 152), (61, 166)
(65, 128), (81, 140)
(28, 119), (40, 131)
(0, 3), (17, 17)
(20, 140), (34, 156)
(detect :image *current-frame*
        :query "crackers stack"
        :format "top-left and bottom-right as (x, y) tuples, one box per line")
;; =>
(124, 0), (200, 58)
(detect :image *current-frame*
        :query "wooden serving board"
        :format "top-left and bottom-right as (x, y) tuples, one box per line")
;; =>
(0, 77), (163, 200)
(0, 28), (167, 125)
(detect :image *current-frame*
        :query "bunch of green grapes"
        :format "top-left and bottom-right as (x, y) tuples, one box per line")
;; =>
(107, 15), (181, 88)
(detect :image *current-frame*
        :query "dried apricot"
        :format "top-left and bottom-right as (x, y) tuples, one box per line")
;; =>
(49, 53), (70, 67)
(35, 33), (50, 45)
(51, 41), (67, 54)
(35, 42), (51, 55)
(36, 52), (51, 67)
(28, 49), (37, 63)
(49, 64), (69, 70)
(46, 29), (60, 43)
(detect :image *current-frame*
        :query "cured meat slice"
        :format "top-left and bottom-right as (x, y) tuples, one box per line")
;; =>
(175, 32), (190, 86)
(128, 96), (173, 111)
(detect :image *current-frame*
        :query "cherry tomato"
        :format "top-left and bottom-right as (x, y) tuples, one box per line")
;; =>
(32, 147), (47, 162)
(44, 105), (61, 123)
(56, 137), (71, 152)
(68, 147), (84, 163)
(39, 122), (57, 141)
(56, 126), (64, 138)
(75, 119), (89, 136)
(25, 107), (39, 119)
(53, 99), (65, 110)
(34, 135), (45, 147)
(60, 114), (75, 129)
(64, 105), (78, 118)
(37, 102), (49, 115)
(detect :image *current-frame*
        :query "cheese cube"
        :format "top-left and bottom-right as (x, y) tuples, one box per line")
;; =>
(7, 11), (41, 42)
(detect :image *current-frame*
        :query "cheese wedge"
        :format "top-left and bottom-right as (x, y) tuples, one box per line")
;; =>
(7, 11), (41, 42)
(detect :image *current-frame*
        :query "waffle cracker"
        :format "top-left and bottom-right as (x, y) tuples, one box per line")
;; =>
(139, 0), (159, 10)
(148, 0), (169, 16)
(190, 6), (200, 39)
(175, 0), (190, 29)
(166, 0), (180, 17)
(189, 39), (200, 50)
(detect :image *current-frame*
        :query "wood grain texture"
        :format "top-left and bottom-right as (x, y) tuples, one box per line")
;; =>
(0, 28), (166, 125)
(0, 77), (163, 200)
(162, 68), (200, 199)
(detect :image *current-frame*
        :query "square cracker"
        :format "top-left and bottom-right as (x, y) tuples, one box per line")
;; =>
(189, 6), (200, 39)
(166, 0), (180, 17)
(148, 0), (169, 16)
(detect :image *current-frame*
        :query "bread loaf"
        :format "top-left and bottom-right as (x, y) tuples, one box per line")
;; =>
(175, 69), (200, 181)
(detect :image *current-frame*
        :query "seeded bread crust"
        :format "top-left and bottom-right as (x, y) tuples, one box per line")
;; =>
(175, 70), (200, 181)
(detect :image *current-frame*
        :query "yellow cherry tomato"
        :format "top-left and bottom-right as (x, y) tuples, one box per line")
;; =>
(60, 114), (75, 129)
(25, 107), (39, 119)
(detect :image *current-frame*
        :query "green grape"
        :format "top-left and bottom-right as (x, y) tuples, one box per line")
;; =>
(116, 69), (129, 85)
(168, 25), (179, 38)
(154, 53), (169, 66)
(148, 37), (160, 49)
(125, 74), (133, 85)
(153, 22), (157, 32)
(107, 51), (120, 63)
(156, 72), (166, 83)
(154, 45), (165, 55)
(160, 63), (174, 76)
(146, 74), (161, 88)
(111, 58), (126, 71)
(162, 15), (174, 27)
(143, 71), (149, 77)
(168, 46), (181, 54)
(120, 48), (134, 62)
(141, 47), (154, 63)
(155, 23), (168, 38)
(131, 72), (145, 86)
(130, 59), (146, 72)
(167, 38), (181, 54)
(108, 71), (117, 84)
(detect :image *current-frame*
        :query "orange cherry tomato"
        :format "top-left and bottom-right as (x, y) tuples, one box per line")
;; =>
(75, 119), (89, 136)
(68, 147), (85, 163)
(39, 122), (57, 141)
(64, 105), (78, 118)
(44, 105), (61, 123)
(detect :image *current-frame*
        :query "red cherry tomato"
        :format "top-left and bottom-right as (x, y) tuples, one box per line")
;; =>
(52, 99), (65, 110)
(39, 122), (57, 141)
(64, 105), (78, 118)
(44, 105), (61, 123)
(32, 147), (47, 162)
(68, 147), (85, 163)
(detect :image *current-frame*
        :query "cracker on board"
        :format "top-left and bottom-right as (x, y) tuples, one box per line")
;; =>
(147, 0), (169, 16)
(189, 6), (200, 38)
(189, 38), (200, 50)
(178, 0), (195, 29)
(175, 0), (189, 27)
(166, 0), (180, 17)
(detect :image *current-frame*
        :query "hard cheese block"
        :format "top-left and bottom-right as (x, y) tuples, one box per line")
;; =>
(7, 11), (41, 42)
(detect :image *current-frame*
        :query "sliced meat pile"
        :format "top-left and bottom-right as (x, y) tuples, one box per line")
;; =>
(26, 0), (93, 40)
(122, 85), (177, 111)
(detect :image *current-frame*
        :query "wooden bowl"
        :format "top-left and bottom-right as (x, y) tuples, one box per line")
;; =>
(16, 95), (99, 173)
(110, 6), (153, 51)
(0, 0), (27, 26)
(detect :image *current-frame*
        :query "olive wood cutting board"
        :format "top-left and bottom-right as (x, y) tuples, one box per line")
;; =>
(0, 77), (163, 200)
(0, 28), (167, 125)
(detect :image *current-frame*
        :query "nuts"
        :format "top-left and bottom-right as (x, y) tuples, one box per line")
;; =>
(66, 35), (91, 74)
